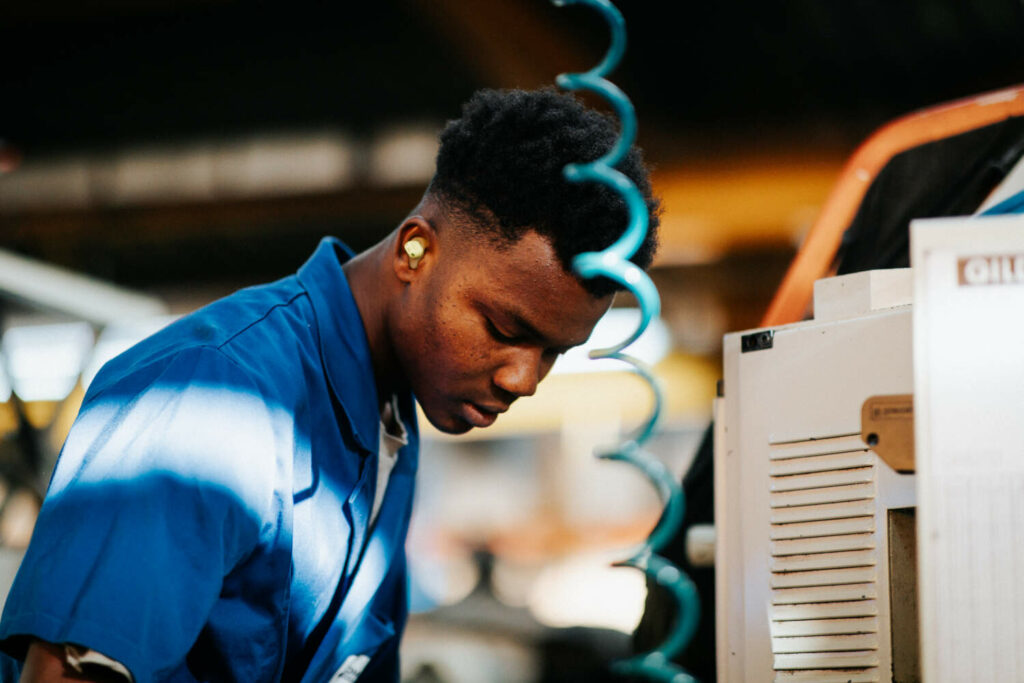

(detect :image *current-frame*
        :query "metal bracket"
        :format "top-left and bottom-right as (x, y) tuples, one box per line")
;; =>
(741, 329), (774, 353)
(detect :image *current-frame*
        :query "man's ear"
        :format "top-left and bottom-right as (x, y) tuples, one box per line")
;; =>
(393, 216), (438, 284)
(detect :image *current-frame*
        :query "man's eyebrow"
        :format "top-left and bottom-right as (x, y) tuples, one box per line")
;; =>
(508, 311), (584, 351)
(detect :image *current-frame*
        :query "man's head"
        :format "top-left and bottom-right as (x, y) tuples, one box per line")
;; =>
(429, 88), (660, 296)
(386, 88), (660, 434)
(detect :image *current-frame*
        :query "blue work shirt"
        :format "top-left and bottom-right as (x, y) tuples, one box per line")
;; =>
(0, 237), (419, 682)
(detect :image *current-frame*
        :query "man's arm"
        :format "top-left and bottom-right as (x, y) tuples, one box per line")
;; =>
(20, 640), (127, 683)
(0, 346), (277, 680)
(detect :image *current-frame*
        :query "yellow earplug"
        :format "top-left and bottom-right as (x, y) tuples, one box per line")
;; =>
(404, 237), (427, 269)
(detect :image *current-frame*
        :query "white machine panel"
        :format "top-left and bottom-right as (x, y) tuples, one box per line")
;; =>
(912, 216), (1024, 683)
(716, 269), (916, 683)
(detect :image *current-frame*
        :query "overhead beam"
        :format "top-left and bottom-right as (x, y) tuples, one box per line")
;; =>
(1, 150), (849, 273)
(0, 185), (425, 246)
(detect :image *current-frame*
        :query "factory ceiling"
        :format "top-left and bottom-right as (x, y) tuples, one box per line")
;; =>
(2, 0), (1024, 286)
(6, 0), (1024, 152)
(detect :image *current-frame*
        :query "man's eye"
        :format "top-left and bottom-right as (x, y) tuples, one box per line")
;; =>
(486, 320), (519, 344)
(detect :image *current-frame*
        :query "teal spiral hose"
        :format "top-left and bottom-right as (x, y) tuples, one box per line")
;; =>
(551, 1), (700, 680)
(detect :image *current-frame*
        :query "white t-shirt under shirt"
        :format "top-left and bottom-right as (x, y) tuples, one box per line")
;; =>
(372, 395), (407, 526)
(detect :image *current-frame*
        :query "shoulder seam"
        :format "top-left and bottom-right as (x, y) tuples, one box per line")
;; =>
(215, 289), (307, 353)
(83, 286), (306, 406)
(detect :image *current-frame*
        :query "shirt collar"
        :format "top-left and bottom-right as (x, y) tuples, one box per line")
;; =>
(297, 236), (381, 454)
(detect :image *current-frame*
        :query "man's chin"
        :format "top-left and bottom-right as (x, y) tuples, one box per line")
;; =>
(422, 409), (476, 435)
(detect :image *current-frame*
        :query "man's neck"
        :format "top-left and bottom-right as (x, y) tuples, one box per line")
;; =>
(341, 236), (401, 409)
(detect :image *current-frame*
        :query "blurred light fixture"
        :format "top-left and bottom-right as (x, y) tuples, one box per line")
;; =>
(1, 323), (94, 402)
(551, 307), (671, 375)
(526, 552), (646, 633)
(0, 132), (358, 210)
(368, 125), (439, 186)
(104, 144), (216, 204)
(214, 132), (356, 197)
(0, 247), (168, 327)
(0, 157), (91, 210)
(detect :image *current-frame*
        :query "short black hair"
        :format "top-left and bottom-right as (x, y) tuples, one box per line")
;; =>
(428, 88), (661, 298)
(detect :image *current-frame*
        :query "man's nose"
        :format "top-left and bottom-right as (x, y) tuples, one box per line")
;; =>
(492, 347), (545, 398)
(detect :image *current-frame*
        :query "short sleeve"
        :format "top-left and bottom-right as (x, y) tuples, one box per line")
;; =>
(0, 346), (279, 683)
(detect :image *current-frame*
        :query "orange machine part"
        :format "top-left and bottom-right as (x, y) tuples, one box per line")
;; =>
(761, 84), (1024, 327)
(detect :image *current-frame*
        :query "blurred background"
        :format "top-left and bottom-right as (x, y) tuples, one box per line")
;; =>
(1, 1), (1024, 680)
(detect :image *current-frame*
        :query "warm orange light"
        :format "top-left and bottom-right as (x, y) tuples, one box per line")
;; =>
(651, 153), (845, 265)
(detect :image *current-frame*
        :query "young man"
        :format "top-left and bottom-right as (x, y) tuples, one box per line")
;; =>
(0, 88), (660, 682)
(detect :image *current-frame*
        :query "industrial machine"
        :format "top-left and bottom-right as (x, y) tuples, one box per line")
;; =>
(715, 268), (917, 682)
(716, 214), (1024, 682)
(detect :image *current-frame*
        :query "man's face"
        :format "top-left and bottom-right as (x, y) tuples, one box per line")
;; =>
(395, 229), (612, 434)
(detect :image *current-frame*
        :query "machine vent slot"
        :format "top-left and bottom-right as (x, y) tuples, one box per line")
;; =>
(767, 434), (880, 679)
(771, 616), (878, 637)
(771, 483), (874, 507)
(770, 517), (874, 540)
(771, 567), (877, 589)
(768, 433), (865, 459)
(772, 534), (875, 557)
(774, 668), (880, 682)
(773, 651), (879, 669)
(771, 499), (876, 523)
(773, 583), (876, 604)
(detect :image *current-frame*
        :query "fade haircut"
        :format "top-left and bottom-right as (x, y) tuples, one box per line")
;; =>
(427, 88), (661, 298)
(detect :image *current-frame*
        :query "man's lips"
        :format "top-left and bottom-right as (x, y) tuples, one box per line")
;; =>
(461, 401), (509, 428)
